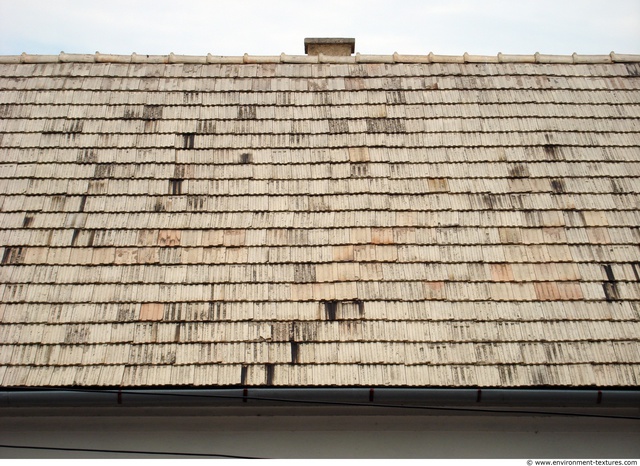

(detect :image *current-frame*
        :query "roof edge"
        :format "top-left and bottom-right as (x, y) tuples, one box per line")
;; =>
(2, 388), (640, 409)
(0, 51), (639, 65)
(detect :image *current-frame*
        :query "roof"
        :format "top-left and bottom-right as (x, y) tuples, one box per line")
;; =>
(0, 51), (639, 389)
(2, 51), (640, 65)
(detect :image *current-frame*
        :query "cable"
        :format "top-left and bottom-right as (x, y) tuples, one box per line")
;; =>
(1, 388), (637, 458)
(23, 386), (640, 421)
(0, 444), (264, 459)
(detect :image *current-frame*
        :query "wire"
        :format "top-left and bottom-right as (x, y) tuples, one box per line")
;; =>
(23, 386), (640, 421)
(1, 388), (637, 458)
(0, 443), (264, 459)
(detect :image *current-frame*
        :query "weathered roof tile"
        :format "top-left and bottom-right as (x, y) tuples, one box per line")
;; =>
(1, 53), (639, 388)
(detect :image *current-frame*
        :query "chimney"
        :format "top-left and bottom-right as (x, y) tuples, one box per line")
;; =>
(304, 38), (355, 56)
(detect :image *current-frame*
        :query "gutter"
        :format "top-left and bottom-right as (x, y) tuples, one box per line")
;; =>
(1, 388), (639, 408)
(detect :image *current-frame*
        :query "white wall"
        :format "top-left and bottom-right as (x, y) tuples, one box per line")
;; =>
(1, 407), (638, 458)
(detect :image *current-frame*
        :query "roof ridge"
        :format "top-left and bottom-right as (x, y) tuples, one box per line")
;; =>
(0, 51), (638, 65)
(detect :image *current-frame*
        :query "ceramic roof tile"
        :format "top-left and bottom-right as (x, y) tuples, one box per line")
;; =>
(1, 54), (639, 388)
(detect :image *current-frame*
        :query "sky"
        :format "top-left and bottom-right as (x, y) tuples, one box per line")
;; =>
(0, 0), (639, 57)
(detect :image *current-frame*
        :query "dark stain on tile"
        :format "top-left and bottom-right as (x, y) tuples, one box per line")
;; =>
(324, 300), (338, 321)
(290, 341), (300, 364)
(550, 179), (565, 194)
(71, 228), (80, 246)
(265, 364), (275, 385)
(182, 133), (195, 149)
(602, 264), (619, 301)
(240, 365), (248, 385)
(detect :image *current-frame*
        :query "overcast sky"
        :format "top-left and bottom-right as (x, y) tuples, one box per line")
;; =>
(1, 0), (639, 57)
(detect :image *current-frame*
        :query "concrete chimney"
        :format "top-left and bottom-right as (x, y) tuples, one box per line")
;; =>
(304, 38), (355, 56)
